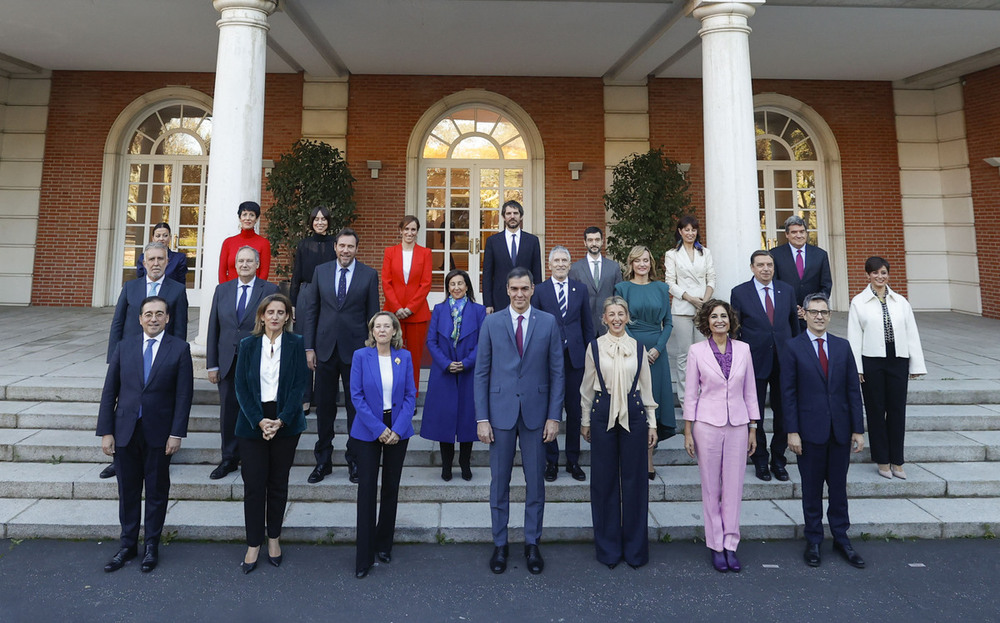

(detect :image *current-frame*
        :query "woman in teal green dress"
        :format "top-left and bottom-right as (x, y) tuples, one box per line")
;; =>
(615, 245), (675, 480)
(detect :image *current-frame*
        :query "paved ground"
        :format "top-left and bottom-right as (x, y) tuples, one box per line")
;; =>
(1, 538), (998, 622)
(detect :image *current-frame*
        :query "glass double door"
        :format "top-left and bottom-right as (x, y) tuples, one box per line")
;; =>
(757, 163), (821, 250)
(420, 161), (527, 306)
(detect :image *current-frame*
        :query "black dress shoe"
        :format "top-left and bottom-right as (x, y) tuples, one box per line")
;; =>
(140, 545), (158, 573)
(240, 560), (258, 574)
(567, 463), (587, 481)
(544, 462), (558, 482)
(524, 544), (544, 575)
(99, 464), (116, 479)
(754, 463), (772, 482)
(307, 464), (332, 484)
(606, 562), (618, 570)
(348, 462), (360, 484)
(210, 460), (239, 480)
(489, 545), (508, 574)
(355, 567), (369, 579)
(376, 551), (391, 563)
(833, 541), (865, 569)
(460, 464), (472, 481)
(770, 464), (790, 482)
(267, 554), (282, 568)
(441, 465), (453, 481)
(804, 542), (821, 567)
(103, 546), (137, 572)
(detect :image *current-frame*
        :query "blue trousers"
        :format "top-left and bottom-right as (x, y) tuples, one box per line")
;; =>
(490, 415), (546, 547)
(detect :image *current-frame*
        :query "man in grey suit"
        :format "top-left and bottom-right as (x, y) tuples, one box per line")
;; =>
(475, 266), (565, 575)
(569, 227), (622, 337)
(206, 246), (278, 479)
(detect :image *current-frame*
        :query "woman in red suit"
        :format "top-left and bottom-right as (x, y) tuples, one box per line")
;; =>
(219, 201), (271, 283)
(381, 216), (432, 393)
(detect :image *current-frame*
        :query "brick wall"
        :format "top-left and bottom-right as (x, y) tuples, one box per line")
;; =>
(964, 65), (1000, 319)
(649, 78), (905, 298)
(31, 71), (302, 305)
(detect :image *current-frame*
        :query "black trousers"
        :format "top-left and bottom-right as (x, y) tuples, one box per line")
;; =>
(862, 342), (910, 465)
(313, 347), (357, 467)
(354, 413), (409, 572)
(545, 353), (584, 465)
(440, 442), (472, 468)
(752, 353), (787, 468)
(797, 437), (852, 545)
(115, 418), (172, 549)
(238, 403), (300, 547)
(217, 360), (241, 463)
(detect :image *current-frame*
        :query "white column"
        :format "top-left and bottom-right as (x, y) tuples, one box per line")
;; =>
(692, 1), (764, 297)
(196, 0), (276, 351)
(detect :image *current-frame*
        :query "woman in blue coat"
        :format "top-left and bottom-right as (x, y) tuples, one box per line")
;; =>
(420, 270), (487, 482)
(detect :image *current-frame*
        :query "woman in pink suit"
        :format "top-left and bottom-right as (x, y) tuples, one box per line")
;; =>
(382, 216), (433, 393)
(683, 299), (758, 573)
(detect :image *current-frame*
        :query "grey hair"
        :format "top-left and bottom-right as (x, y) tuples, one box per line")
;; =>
(548, 245), (571, 263)
(144, 241), (168, 256)
(802, 292), (830, 309)
(783, 215), (807, 231)
(236, 245), (260, 263)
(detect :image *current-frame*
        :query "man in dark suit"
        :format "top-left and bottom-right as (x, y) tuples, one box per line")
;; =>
(532, 246), (593, 482)
(206, 246), (278, 479)
(475, 267), (564, 575)
(771, 215), (833, 330)
(302, 227), (380, 484)
(482, 200), (542, 314)
(782, 292), (866, 569)
(569, 226), (622, 338)
(101, 241), (188, 480)
(730, 250), (799, 482)
(97, 296), (193, 573)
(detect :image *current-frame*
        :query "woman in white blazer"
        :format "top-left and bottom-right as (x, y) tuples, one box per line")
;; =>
(683, 299), (758, 573)
(847, 256), (925, 480)
(664, 215), (716, 407)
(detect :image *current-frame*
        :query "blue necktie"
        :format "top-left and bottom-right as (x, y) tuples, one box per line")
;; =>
(557, 282), (567, 318)
(148, 281), (159, 297)
(143, 338), (155, 383)
(337, 267), (348, 306)
(236, 284), (249, 323)
(510, 234), (518, 264)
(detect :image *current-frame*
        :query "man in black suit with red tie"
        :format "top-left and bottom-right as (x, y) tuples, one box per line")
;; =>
(98, 296), (193, 573)
(302, 227), (380, 484)
(532, 245), (593, 481)
(730, 250), (799, 482)
(482, 200), (542, 314)
(771, 215), (833, 330)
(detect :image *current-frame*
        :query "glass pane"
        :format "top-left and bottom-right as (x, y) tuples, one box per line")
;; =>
(426, 167), (446, 187)
(127, 205), (144, 225)
(125, 225), (144, 249)
(492, 120), (519, 144)
(431, 250), (446, 272)
(453, 115), (475, 135)
(425, 208), (445, 228)
(481, 168), (499, 189)
(451, 168), (470, 188)
(431, 118), (460, 144)
(754, 111), (766, 135)
(180, 205), (199, 227)
(129, 184), (147, 204)
(157, 105), (184, 131)
(423, 135), (449, 158)
(178, 226), (199, 249)
(481, 188), (500, 210)
(151, 185), (171, 203)
(150, 206), (167, 225)
(775, 191), (794, 211)
(792, 138), (816, 161)
(156, 132), (203, 155)
(501, 137), (527, 160)
(757, 139), (790, 161)
(426, 189), (445, 209)
(181, 185), (201, 204)
(452, 136), (499, 159)
(130, 163), (149, 183)
(797, 170), (815, 189)
(757, 169), (764, 187)
(450, 232), (469, 251)
(773, 170), (792, 188)
(426, 231), (445, 251)
(129, 134), (153, 155)
(504, 189), (523, 204)
(450, 251), (469, 272)
(798, 190), (816, 212)
(481, 209), (500, 231)
(450, 189), (470, 209)
(197, 119), (212, 152)
(504, 169), (524, 188)
(758, 190), (765, 211)
(182, 165), (203, 184)
(153, 164), (172, 183)
(450, 210), (469, 229)
(134, 113), (162, 146)
(476, 108), (500, 134)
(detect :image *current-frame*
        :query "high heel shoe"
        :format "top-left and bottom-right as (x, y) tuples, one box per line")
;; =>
(240, 560), (257, 574)
(877, 464), (892, 479)
(267, 539), (282, 566)
(441, 465), (453, 481)
(891, 465), (907, 480)
(648, 471), (656, 481)
(460, 463), (472, 481)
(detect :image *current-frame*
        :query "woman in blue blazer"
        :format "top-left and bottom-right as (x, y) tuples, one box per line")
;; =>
(233, 293), (307, 574)
(420, 269), (487, 481)
(136, 222), (188, 286)
(350, 311), (417, 579)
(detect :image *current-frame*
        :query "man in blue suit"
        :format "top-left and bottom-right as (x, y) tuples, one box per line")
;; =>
(730, 250), (799, 482)
(532, 245), (593, 482)
(481, 200), (542, 314)
(771, 216), (833, 331)
(475, 266), (564, 575)
(781, 293), (866, 569)
(97, 296), (193, 573)
(206, 246), (278, 479)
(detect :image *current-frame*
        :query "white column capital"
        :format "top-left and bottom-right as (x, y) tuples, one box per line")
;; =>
(213, 0), (277, 27)
(690, 1), (763, 27)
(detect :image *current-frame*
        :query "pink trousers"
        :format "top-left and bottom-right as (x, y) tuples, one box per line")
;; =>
(692, 421), (749, 552)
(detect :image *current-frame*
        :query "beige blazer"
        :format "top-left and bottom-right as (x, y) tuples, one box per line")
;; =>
(664, 245), (716, 316)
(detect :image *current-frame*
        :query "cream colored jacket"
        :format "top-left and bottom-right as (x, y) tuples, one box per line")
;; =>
(664, 245), (716, 316)
(847, 285), (927, 375)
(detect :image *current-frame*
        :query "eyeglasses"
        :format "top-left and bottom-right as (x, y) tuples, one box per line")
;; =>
(804, 309), (831, 317)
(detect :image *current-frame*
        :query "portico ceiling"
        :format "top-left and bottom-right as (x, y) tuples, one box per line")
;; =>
(2, 0), (1000, 87)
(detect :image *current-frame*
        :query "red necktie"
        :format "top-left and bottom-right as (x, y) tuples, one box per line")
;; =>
(817, 337), (828, 377)
(516, 315), (524, 357)
(764, 286), (775, 325)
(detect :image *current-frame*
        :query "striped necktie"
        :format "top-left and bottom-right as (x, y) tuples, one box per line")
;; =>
(557, 281), (567, 318)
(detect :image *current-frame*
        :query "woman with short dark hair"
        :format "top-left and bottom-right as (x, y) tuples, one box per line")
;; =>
(219, 200), (271, 282)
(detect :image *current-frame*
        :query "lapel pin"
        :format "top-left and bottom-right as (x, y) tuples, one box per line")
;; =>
(394, 357), (401, 365)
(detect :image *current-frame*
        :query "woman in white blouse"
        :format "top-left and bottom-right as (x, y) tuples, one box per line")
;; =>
(664, 215), (716, 407)
(847, 257), (926, 480)
(581, 296), (658, 569)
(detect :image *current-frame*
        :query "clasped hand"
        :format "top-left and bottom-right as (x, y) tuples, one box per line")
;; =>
(258, 418), (282, 440)
(379, 427), (400, 445)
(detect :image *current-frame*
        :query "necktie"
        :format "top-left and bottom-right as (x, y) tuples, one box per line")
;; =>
(796, 249), (805, 280)
(764, 286), (775, 324)
(817, 337), (828, 377)
(592, 260), (600, 284)
(337, 267), (348, 306)
(557, 282), (567, 318)
(516, 315), (524, 357)
(143, 338), (155, 383)
(236, 284), (249, 322)
(148, 281), (159, 297)
(510, 234), (518, 264)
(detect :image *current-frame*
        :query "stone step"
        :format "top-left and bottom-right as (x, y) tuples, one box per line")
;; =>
(2, 495), (997, 542)
(1, 461), (998, 504)
(4, 428), (1000, 467)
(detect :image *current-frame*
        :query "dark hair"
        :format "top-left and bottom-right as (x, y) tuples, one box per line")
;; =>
(151, 222), (171, 236)
(444, 269), (476, 302)
(252, 293), (294, 336)
(335, 227), (359, 245)
(802, 292), (830, 310)
(864, 256), (890, 274)
(750, 249), (773, 264)
(506, 266), (532, 284)
(309, 205), (331, 231)
(399, 215), (420, 230)
(501, 200), (524, 217)
(583, 226), (603, 238)
(696, 299), (740, 338)
(674, 214), (704, 254)
(238, 200), (261, 218)
(140, 295), (168, 314)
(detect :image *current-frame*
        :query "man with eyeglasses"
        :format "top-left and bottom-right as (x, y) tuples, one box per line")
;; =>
(781, 292), (865, 569)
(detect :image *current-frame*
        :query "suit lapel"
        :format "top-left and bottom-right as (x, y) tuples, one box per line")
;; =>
(366, 349), (383, 398)
(245, 282), (267, 326)
(144, 335), (170, 388)
(806, 334), (828, 385)
(390, 348), (404, 405)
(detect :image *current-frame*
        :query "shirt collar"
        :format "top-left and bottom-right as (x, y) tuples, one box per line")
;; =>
(551, 276), (568, 285)
(508, 305), (532, 322)
(808, 330), (828, 343)
(753, 278), (773, 291)
(237, 276), (256, 287)
(337, 259), (356, 273)
(143, 330), (165, 345)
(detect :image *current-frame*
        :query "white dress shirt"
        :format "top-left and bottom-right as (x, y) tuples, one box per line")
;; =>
(379, 354), (394, 410)
(235, 276), (256, 312)
(508, 305), (532, 345)
(754, 278), (775, 310)
(337, 259), (356, 292)
(146, 277), (165, 297)
(260, 333), (282, 403)
(142, 330), (164, 366)
(505, 229), (520, 259)
(402, 249), (413, 283)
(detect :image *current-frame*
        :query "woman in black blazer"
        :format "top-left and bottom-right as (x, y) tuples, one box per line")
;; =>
(234, 293), (307, 574)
